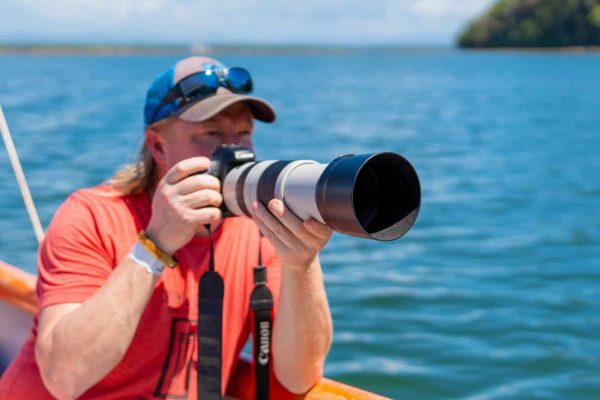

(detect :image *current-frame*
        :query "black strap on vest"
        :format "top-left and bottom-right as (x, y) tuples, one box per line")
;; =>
(250, 236), (274, 400)
(197, 225), (224, 400)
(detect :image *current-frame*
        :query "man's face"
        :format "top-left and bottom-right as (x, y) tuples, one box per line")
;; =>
(151, 102), (255, 174)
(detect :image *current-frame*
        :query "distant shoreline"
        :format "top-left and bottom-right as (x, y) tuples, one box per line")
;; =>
(0, 44), (452, 55)
(0, 45), (190, 55)
(462, 46), (600, 53)
(2, 44), (600, 55)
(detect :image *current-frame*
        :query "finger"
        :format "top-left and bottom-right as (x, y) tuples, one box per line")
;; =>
(268, 199), (303, 231)
(253, 209), (288, 250)
(252, 202), (296, 249)
(164, 157), (211, 184)
(303, 218), (334, 240)
(175, 173), (221, 195)
(267, 199), (323, 247)
(189, 206), (223, 224)
(181, 189), (223, 209)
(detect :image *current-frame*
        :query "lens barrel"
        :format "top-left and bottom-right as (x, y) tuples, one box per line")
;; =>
(219, 149), (420, 241)
(315, 153), (420, 241)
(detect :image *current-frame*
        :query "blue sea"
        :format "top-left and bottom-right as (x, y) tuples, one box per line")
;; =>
(0, 50), (599, 399)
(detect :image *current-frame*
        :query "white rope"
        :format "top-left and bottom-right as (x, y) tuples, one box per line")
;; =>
(0, 105), (45, 244)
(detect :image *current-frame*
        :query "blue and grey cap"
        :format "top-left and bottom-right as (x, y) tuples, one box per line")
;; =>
(144, 56), (276, 126)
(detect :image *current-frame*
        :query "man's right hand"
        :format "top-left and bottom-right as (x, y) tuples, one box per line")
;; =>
(145, 156), (223, 255)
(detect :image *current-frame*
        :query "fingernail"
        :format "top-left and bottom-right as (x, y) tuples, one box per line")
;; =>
(270, 200), (282, 215)
(252, 201), (258, 211)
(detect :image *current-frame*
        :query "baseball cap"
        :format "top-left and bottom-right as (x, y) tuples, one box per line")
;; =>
(144, 56), (276, 126)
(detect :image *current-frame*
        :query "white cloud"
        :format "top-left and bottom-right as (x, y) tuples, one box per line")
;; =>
(411, 0), (449, 17)
(0, 0), (495, 45)
(410, 0), (491, 18)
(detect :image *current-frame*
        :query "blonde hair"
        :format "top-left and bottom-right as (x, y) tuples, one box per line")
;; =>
(106, 143), (156, 195)
(106, 119), (170, 196)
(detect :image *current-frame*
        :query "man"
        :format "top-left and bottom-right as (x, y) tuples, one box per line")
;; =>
(0, 56), (333, 399)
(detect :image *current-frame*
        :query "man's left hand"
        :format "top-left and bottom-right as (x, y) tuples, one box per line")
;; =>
(252, 199), (333, 272)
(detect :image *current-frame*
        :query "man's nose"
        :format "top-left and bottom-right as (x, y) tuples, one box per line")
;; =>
(222, 133), (239, 145)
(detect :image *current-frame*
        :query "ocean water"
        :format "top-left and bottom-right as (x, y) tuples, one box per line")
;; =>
(0, 50), (599, 399)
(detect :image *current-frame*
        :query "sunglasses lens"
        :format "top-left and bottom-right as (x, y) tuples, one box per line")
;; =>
(180, 72), (219, 97)
(226, 67), (253, 93)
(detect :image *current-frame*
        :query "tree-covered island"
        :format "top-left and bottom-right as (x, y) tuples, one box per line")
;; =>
(459, 0), (600, 48)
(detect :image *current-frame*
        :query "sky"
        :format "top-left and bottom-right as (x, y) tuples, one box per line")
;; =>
(0, 0), (496, 46)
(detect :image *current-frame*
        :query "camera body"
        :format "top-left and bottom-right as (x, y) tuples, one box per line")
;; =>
(205, 145), (256, 217)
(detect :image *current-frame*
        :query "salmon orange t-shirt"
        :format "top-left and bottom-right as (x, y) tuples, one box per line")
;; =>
(0, 184), (282, 399)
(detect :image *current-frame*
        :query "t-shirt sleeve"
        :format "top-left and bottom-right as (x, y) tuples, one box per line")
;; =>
(37, 192), (114, 309)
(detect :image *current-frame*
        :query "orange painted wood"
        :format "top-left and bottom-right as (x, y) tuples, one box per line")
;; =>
(0, 260), (37, 315)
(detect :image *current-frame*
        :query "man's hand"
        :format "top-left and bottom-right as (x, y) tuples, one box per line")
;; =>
(146, 157), (223, 255)
(252, 199), (333, 272)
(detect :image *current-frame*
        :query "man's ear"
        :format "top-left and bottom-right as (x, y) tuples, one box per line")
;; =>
(145, 125), (166, 164)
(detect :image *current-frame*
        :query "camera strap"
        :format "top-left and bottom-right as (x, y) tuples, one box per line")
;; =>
(196, 226), (273, 400)
(197, 224), (224, 400)
(250, 234), (274, 400)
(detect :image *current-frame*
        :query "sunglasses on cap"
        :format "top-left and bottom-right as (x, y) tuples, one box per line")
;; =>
(150, 66), (253, 124)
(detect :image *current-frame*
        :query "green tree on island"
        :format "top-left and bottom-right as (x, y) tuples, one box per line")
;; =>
(459, 0), (600, 48)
